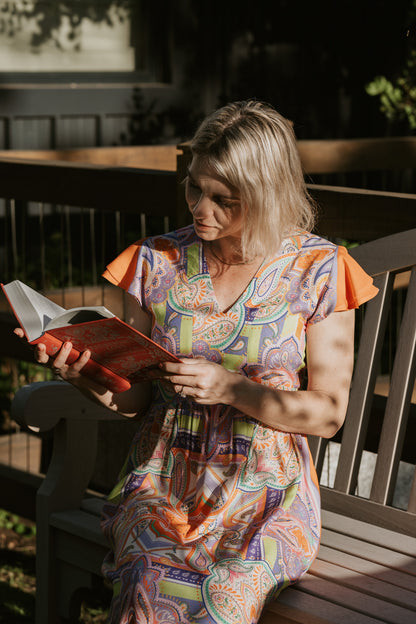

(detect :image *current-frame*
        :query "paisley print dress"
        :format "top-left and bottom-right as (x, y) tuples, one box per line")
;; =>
(100, 225), (377, 624)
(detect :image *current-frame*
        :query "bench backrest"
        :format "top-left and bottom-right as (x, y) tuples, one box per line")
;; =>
(309, 229), (416, 536)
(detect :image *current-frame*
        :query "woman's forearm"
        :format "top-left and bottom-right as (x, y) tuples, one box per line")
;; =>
(227, 373), (347, 438)
(69, 376), (152, 418)
(228, 310), (354, 437)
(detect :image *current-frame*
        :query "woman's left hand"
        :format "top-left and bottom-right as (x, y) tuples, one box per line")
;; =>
(161, 358), (238, 404)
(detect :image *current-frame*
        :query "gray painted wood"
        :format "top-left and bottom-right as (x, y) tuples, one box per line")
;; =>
(275, 587), (387, 624)
(370, 267), (416, 505)
(333, 272), (392, 494)
(321, 509), (416, 555)
(316, 545), (416, 593)
(320, 488), (416, 537)
(296, 575), (415, 624)
(0, 84), (180, 149)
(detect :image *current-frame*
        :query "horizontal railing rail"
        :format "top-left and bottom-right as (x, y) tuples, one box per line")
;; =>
(1, 156), (413, 237)
(309, 184), (416, 241)
(179, 136), (416, 193)
(0, 157), (178, 214)
(298, 136), (416, 175)
(0, 145), (179, 171)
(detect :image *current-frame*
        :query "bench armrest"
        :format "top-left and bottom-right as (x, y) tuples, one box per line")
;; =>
(10, 381), (126, 515)
(11, 380), (124, 432)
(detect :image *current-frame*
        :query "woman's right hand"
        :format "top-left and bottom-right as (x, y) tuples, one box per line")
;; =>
(13, 327), (91, 383)
(14, 321), (151, 417)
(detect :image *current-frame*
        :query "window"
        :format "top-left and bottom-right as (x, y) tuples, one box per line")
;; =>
(0, 1), (170, 82)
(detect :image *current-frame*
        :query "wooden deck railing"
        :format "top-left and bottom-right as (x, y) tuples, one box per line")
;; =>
(0, 143), (415, 357)
(0, 141), (415, 507)
(178, 136), (416, 193)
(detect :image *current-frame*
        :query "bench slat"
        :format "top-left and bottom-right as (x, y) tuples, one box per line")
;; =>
(297, 575), (415, 624)
(317, 545), (416, 593)
(321, 528), (416, 575)
(321, 488), (416, 537)
(277, 586), (387, 624)
(333, 271), (392, 494)
(321, 509), (416, 555)
(260, 599), (333, 624)
(54, 529), (107, 577)
(309, 559), (416, 610)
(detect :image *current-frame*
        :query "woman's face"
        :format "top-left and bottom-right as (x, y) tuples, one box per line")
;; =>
(185, 158), (244, 243)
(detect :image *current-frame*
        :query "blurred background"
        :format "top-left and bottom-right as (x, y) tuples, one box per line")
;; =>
(0, 0), (415, 149)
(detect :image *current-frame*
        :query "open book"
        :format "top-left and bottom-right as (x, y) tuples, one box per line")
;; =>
(2, 280), (181, 393)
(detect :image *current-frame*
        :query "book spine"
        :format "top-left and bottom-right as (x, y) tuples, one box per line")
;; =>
(32, 333), (131, 393)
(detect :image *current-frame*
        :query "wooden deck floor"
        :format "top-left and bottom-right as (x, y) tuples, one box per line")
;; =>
(0, 431), (41, 474)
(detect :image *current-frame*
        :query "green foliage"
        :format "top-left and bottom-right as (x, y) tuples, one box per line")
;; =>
(366, 0), (416, 132)
(337, 239), (359, 249)
(0, 510), (36, 537)
(366, 50), (416, 131)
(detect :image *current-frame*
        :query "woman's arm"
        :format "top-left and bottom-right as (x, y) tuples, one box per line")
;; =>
(162, 309), (355, 438)
(15, 293), (152, 418)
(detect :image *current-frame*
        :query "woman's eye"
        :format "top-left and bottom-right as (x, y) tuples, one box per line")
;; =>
(215, 197), (237, 210)
(186, 180), (201, 195)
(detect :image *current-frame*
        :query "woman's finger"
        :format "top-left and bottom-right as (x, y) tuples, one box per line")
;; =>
(34, 343), (50, 365)
(49, 343), (70, 369)
(161, 357), (206, 375)
(70, 349), (91, 373)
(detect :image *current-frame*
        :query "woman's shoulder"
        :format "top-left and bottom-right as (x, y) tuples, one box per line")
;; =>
(103, 225), (197, 287)
(142, 224), (197, 253)
(280, 230), (338, 257)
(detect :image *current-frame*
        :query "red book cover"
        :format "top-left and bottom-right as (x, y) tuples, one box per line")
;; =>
(2, 280), (180, 393)
(31, 332), (132, 393)
(47, 317), (180, 388)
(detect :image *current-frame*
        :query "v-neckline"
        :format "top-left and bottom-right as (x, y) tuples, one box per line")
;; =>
(200, 242), (265, 314)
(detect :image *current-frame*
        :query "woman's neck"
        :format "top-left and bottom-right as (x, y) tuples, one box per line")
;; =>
(206, 240), (260, 266)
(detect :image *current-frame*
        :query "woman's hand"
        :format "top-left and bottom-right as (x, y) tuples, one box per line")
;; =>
(13, 327), (91, 382)
(162, 309), (355, 438)
(13, 321), (151, 418)
(161, 358), (239, 405)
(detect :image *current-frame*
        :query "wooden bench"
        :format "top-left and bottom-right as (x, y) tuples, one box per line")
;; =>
(11, 229), (416, 624)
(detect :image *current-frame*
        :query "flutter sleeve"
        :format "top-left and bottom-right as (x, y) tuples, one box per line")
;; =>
(333, 245), (379, 312)
(102, 240), (148, 308)
(308, 244), (379, 325)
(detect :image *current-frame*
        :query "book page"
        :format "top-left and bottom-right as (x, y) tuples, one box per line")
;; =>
(45, 306), (114, 330)
(2, 280), (66, 342)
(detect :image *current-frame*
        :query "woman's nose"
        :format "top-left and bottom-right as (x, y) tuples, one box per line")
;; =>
(191, 193), (212, 216)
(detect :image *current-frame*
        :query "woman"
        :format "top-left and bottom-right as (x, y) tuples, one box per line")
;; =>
(21, 100), (378, 623)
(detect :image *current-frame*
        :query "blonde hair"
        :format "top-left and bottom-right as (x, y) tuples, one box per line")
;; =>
(190, 100), (315, 258)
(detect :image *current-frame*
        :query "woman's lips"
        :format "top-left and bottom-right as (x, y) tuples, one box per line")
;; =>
(194, 221), (215, 231)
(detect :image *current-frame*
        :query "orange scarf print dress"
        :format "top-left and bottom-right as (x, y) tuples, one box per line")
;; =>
(100, 225), (378, 624)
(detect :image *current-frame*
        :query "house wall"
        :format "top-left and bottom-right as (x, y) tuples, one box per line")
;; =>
(0, 1), (182, 150)
(0, 84), (181, 149)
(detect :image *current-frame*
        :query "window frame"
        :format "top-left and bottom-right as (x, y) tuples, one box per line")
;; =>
(0, 0), (172, 86)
